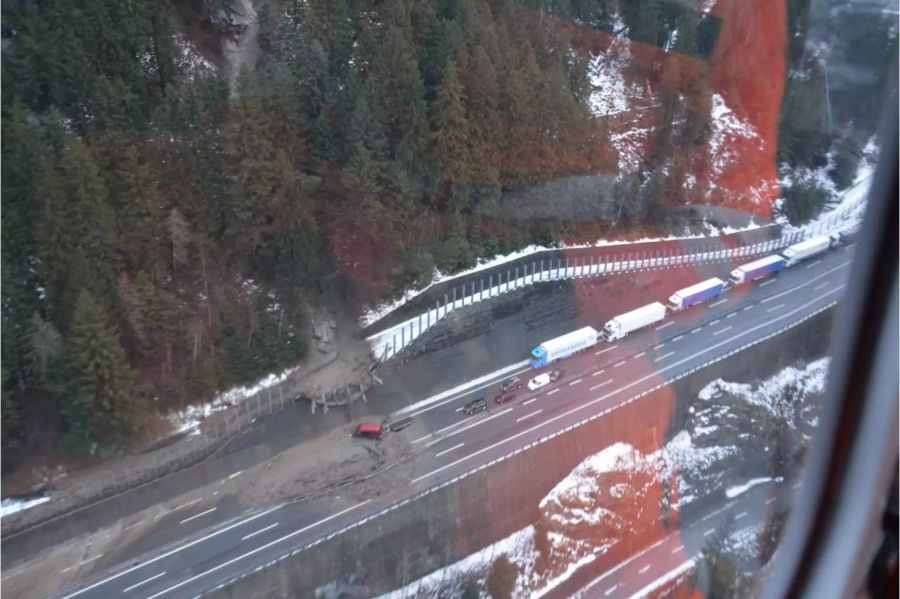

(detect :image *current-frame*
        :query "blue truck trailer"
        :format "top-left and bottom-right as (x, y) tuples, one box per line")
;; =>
(728, 255), (786, 285)
(666, 278), (726, 312)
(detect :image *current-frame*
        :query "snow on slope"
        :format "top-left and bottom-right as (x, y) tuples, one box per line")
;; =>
(698, 357), (830, 422)
(1, 496), (50, 518)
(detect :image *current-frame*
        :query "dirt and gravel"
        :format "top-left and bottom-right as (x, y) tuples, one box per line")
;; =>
(234, 421), (415, 506)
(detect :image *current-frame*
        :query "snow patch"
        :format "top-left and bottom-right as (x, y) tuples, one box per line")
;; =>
(726, 477), (775, 498)
(167, 367), (297, 435)
(1, 496), (50, 518)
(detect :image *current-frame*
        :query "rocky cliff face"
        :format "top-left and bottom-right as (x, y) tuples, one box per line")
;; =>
(175, 0), (260, 89)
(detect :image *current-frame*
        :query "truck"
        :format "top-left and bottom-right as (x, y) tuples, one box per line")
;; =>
(780, 235), (838, 267)
(601, 302), (667, 341)
(728, 255), (786, 285)
(666, 278), (726, 312)
(529, 326), (599, 368)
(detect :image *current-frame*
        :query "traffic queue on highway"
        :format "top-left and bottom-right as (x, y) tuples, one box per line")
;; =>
(463, 232), (849, 411)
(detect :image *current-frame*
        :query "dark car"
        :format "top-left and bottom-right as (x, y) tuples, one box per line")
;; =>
(500, 377), (523, 393)
(464, 398), (487, 415)
(388, 416), (414, 433)
(549, 369), (562, 383)
(494, 392), (515, 405)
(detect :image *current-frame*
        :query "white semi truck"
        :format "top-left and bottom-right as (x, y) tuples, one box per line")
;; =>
(781, 234), (842, 267)
(602, 302), (667, 341)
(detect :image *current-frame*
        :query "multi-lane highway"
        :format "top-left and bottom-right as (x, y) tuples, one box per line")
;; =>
(29, 241), (854, 599)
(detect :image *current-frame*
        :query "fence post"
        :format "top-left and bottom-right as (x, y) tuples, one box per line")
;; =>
(401, 325), (406, 348)
(268, 387), (273, 414)
(279, 385), (284, 410)
(539, 259), (544, 281)
(443, 294), (448, 318)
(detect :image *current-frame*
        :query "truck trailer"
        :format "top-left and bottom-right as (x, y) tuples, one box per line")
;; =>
(666, 278), (726, 312)
(602, 302), (667, 341)
(780, 235), (834, 267)
(530, 326), (599, 368)
(728, 255), (786, 285)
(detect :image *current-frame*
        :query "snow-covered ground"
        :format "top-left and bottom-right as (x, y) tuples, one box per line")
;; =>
(708, 94), (765, 193)
(167, 366), (297, 435)
(1, 496), (50, 518)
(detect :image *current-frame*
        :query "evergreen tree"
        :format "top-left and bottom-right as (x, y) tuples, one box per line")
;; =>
(486, 554), (518, 599)
(430, 60), (474, 181)
(67, 289), (136, 448)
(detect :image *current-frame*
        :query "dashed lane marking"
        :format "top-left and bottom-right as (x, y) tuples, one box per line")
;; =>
(435, 443), (465, 458)
(179, 507), (217, 525)
(712, 326), (733, 336)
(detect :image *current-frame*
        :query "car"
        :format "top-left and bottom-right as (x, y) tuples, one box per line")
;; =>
(494, 392), (515, 405)
(549, 369), (562, 383)
(388, 416), (414, 432)
(352, 422), (383, 440)
(500, 376), (523, 393)
(528, 373), (551, 391)
(463, 397), (487, 415)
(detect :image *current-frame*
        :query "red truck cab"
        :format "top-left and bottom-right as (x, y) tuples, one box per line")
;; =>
(353, 422), (383, 440)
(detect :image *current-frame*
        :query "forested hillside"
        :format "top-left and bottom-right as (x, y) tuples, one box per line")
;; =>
(1, 0), (891, 463)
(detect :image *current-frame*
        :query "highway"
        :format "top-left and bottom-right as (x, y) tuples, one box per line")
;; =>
(39, 241), (853, 599)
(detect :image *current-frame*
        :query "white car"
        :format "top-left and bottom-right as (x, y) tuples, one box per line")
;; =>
(528, 373), (551, 391)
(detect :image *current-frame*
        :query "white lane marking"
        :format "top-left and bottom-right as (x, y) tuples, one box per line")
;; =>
(122, 571), (167, 593)
(712, 326), (733, 336)
(591, 369), (605, 377)
(404, 362), (531, 421)
(143, 502), (371, 599)
(435, 443), (465, 458)
(568, 378), (583, 386)
(761, 288), (795, 304)
(672, 335), (683, 342)
(240, 522), (279, 542)
(547, 389), (559, 396)
(634, 352), (646, 358)
(653, 343), (665, 350)
(596, 345), (618, 355)
(613, 360), (626, 368)
(708, 299), (727, 307)
(703, 529), (716, 537)
(639, 565), (650, 574)
(605, 584), (618, 596)
(124, 520), (143, 531)
(766, 303), (785, 313)
(454, 406), (464, 413)
(766, 497), (776, 505)
(227, 470), (244, 480)
(426, 408), (514, 444)
(793, 482), (802, 490)
(709, 319), (720, 326)
(806, 260), (822, 269)
(179, 507), (217, 525)
(173, 498), (203, 512)
(654, 352), (675, 362)
(1, 568), (27, 582)
(56, 504), (285, 599)
(655, 321), (673, 331)
(726, 312), (737, 319)
(744, 305), (753, 311)
(691, 328), (702, 334)
(523, 398), (537, 406)
(814, 282), (829, 291)
(516, 409), (542, 423)
(671, 546), (681, 554)
(845, 243), (856, 249)
(759, 279), (776, 287)
(411, 286), (846, 485)
(624, 556), (696, 599)
(736, 512), (748, 520)
(590, 380), (612, 392)
(61, 555), (103, 574)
